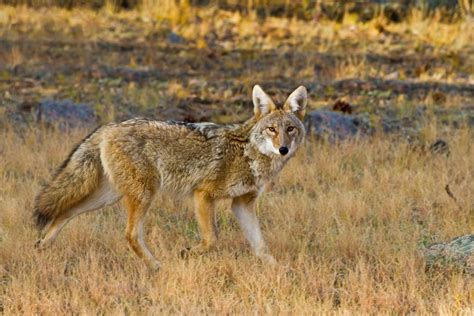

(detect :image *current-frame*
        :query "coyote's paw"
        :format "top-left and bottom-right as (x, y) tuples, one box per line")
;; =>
(179, 246), (193, 259)
(180, 243), (214, 259)
(258, 253), (277, 266)
(34, 239), (42, 249)
(34, 239), (50, 250)
(146, 260), (161, 272)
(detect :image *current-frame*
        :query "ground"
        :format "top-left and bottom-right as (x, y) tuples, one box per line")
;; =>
(0, 4), (473, 314)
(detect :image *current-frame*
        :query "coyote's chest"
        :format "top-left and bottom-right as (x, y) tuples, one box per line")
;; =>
(226, 152), (285, 198)
(227, 181), (264, 198)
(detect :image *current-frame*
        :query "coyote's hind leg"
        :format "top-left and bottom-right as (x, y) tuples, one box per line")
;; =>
(193, 190), (217, 251)
(124, 192), (160, 270)
(37, 177), (121, 249)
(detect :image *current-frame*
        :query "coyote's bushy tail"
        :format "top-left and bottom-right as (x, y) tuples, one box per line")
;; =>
(33, 128), (102, 230)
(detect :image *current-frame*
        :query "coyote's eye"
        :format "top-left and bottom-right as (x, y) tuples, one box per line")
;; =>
(268, 127), (276, 133)
(287, 126), (295, 132)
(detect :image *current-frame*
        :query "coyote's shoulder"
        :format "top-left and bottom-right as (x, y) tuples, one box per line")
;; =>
(34, 85), (308, 269)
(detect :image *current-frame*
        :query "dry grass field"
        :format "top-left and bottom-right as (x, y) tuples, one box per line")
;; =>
(0, 1), (473, 314)
(1, 125), (472, 314)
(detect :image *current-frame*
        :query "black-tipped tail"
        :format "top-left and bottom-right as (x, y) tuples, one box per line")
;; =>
(32, 125), (102, 232)
(33, 207), (52, 230)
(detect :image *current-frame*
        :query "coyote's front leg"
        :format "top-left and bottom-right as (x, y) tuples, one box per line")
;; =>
(231, 193), (276, 265)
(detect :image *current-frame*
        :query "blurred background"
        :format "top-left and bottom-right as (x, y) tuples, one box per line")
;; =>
(0, 0), (472, 138)
(1, 2), (473, 313)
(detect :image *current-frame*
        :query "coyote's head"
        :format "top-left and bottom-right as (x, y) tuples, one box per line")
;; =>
(250, 85), (307, 157)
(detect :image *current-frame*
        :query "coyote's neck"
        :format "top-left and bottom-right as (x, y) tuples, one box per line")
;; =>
(224, 117), (257, 142)
(243, 143), (286, 187)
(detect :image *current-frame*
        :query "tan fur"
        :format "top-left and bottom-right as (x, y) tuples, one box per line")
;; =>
(34, 85), (308, 269)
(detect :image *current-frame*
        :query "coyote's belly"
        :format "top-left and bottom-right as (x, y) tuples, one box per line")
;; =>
(155, 160), (212, 194)
(154, 154), (258, 198)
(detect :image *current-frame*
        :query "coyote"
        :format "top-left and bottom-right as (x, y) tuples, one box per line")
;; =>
(34, 85), (307, 269)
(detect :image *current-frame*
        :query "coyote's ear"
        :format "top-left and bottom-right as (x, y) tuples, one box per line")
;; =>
(283, 86), (307, 120)
(253, 85), (276, 119)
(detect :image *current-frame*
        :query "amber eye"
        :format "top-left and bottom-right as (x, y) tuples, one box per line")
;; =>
(287, 126), (295, 132)
(268, 127), (276, 133)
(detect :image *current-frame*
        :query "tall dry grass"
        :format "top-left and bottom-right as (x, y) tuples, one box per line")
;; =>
(1, 3), (471, 53)
(0, 124), (472, 314)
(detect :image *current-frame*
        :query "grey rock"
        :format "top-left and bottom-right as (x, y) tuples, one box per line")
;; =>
(32, 100), (96, 128)
(304, 110), (372, 141)
(424, 234), (474, 274)
(167, 32), (186, 45)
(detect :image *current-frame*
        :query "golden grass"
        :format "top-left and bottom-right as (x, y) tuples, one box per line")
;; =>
(1, 4), (472, 87)
(0, 124), (472, 314)
(1, 4), (471, 51)
(0, 3), (472, 313)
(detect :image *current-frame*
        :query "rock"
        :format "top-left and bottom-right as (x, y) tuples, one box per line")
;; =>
(167, 32), (186, 45)
(36, 100), (96, 128)
(10, 99), (96, 128)
(304, 110), (372, 141)
(424, 234), (474, 274)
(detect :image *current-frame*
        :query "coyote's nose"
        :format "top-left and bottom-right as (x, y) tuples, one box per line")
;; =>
(279, 146), (289, 155)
